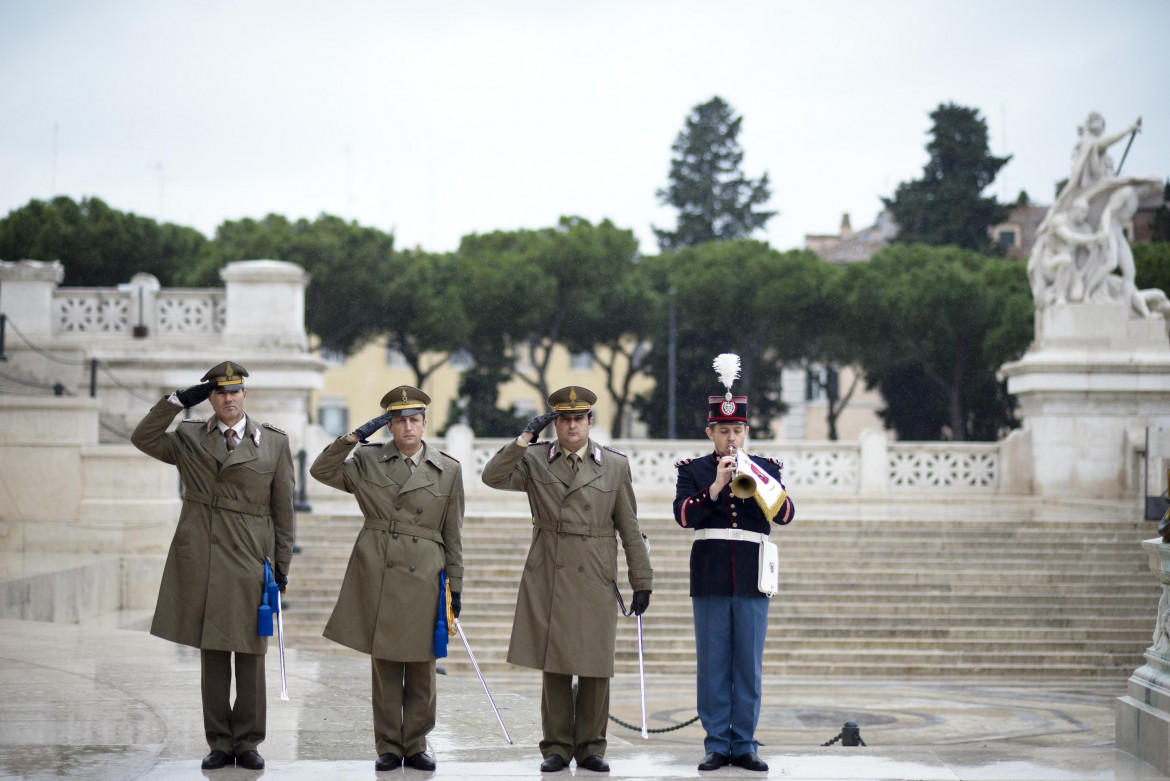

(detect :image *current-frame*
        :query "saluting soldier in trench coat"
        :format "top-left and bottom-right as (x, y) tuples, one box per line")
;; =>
(481, 385), (652, 774)
(310, 386), (463, 773)
(131, 361), (294, 772)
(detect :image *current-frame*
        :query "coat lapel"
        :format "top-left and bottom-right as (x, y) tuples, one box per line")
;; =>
(222, 418), (259, 470)
(200, 420), (230, 464)
(399, 443), (437, 494)
(568, 441), (602, 492)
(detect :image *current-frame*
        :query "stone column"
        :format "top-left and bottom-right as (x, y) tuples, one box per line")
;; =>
(1116, 538), (1170, 773)
(1001, 302), (1170, 500)
(221, 259), (310, 350)
(0, 260), (64, 336)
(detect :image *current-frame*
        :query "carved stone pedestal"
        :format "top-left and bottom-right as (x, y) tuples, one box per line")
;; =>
(1116, 538), (1170, 773)
(1001, 302), (1170, 500)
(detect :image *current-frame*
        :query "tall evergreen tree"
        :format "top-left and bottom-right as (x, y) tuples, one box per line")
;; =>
(884, 103), (1011, 252)
(654, 96), (775, 251)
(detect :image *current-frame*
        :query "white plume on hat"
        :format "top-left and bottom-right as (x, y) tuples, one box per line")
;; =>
(712, 353), (741, 401)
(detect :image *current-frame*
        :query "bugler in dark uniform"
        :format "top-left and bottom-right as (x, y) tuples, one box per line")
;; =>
(132, 361), (295, 772)
(673, 354), (794, 774)
(310, 385), (464, 773)
(482, 386), (652, 774)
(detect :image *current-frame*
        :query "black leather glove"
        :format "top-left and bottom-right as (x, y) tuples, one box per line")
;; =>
(523, 411), (559, 441)
(274, 566), (288, 593)
(352, 412), (393, 443)
(631, 590), (651, 615)
(451, 592), (461, 619)
(175, 381), (215, 408)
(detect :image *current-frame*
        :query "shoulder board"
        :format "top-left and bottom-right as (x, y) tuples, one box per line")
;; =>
(674, 457), (694, 468)
(261, 423), (287, 435)
(437, 450), (460, 463)
(761, 456), (784, 469)
(602, 444), (627, 457)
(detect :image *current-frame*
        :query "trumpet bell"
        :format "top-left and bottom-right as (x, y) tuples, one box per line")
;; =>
(730, 473), (756, 499)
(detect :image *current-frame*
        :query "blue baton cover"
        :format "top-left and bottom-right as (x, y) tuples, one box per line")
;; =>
(434, 570), (449, 658)
(258, 560), (274, 636)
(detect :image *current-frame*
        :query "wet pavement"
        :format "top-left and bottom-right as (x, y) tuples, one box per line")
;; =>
(1, 614), (1166, 780)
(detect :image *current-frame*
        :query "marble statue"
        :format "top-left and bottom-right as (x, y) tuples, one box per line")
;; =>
(1026, 113), (1165, 326)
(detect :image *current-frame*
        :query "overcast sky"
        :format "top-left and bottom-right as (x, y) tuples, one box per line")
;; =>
(2, 0), (1168, 260)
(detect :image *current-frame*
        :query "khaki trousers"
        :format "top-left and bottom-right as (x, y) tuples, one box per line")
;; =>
(372, 657), (436, 758)
(540, 671), (609, 763)
(200, 650), (266, 754)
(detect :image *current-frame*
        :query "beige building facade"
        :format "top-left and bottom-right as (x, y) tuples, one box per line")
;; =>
(313, 341), (654, 440)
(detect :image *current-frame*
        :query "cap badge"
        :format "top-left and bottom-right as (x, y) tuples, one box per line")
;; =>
(569, 388), (578, 404)
(721, 400), (737, 416)
(401, 389), (409, 404)
(225, 362), (234, 377)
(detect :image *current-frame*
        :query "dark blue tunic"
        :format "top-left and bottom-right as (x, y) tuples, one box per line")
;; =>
(672, 453), (794, 597)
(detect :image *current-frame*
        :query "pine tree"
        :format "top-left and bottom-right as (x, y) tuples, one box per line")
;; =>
(884, 103), (1011, 252)
(654, 96), (775, 251)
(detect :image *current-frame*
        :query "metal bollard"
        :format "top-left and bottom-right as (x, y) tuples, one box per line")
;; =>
(841, 720), (862, 746)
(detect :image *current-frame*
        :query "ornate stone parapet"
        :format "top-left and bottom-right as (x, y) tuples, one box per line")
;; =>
(1116, 538), (1170, 773)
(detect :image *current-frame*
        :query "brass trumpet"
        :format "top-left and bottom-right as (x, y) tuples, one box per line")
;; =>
(729, 446), (757, 499)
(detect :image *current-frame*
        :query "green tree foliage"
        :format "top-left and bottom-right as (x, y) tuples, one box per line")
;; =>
(0, 196), (206, 286)
(884, 103), (1011, 252)
(1134, 241), (1170, 294)
(449, 217), (647, 437)
(654, 97), (775, 252)
(189, 213), (397, 357)
(839, 244), (1032, 441)
(634, 242), (827, 438)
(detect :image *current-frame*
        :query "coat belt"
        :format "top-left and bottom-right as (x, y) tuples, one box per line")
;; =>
(693, 528), (768, 545)
(363, 518), (445, 545)
(533, 518), (616, 538)
(183, 489), (269, 517)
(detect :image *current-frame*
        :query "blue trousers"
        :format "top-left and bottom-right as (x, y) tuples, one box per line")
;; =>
(692, 595), (769, 757)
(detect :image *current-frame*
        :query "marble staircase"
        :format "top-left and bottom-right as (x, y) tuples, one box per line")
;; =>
(280, 505), (1157, 677)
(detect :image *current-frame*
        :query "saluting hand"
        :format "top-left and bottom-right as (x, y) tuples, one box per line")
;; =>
(175, 381), (215, 408)
(352, 412), (393, 443)
(522, 411), (559, 443)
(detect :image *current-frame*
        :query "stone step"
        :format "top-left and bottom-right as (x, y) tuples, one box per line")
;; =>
(281, 508), (1156, 678)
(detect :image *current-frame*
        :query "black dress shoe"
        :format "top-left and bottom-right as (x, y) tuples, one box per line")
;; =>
(731, 752), (769, 771)
(540, 754), (567, 772)
(375, 753), (401, 771)
(235, 749), (265, 770)
(405, 751), (436, 771)
(698, 752), (730, 771)
(201, 750), (233, 770)
(577, 754), (610, 772)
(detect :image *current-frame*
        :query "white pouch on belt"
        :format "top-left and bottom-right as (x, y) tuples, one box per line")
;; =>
(757, 537), (779, 597)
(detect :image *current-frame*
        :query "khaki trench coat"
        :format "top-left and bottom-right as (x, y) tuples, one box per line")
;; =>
(132, 399), (295, 654)
(311, 437), (464, 661)
(481, 439), (652, 678)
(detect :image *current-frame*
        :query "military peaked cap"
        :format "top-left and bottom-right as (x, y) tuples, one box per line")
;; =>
(380, 385), (430, 416)
(547, 385), (596, 414)
(202, 361), (248, 389)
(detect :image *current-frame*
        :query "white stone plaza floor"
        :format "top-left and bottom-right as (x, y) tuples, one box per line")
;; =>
(1, 612), (1167, 780)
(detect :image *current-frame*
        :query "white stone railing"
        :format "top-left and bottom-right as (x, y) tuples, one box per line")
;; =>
(462, 432), (1000, 496)
(53, 286), (225, 335)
